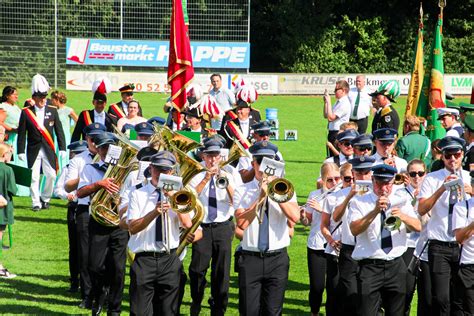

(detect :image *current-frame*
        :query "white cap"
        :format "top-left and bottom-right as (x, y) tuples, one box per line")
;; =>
(437, 107), (459, 118)
(31, 74), (50, 96)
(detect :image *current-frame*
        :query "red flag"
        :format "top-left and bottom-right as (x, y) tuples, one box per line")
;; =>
(168, 0), (194, 130)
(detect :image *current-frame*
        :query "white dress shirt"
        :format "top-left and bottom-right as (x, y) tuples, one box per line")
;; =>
(34, 105), (45, 127)
(239, 119), (250, 139)
(94, 110), (106, 125)
(119, 170), (148, 218)
(371, 152), (408, 173)
(189, 163), (241, 224)
(77, 160), (107, 209)
(419, 168), (470, 242)
(350, 191), (417, 261)
(322, 190), (344, 256)
(233, 178), (297, 252)
(328, 95), (351, 131)
(54, 165), (76, 201)
(324, 153), (353, 166)
(127, 182), (180, 253)
(348, 86), (372, 120)
(330, 186), (363, 246)
(65, 150), (94, 205)
(305, 189), (327, 250)
(453, 197), (474, 264)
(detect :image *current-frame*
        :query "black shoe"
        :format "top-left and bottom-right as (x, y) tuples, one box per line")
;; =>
(41, 201), (50, 209)
(79, 297), (92, 309)
(32, 206), (41, 212)
(92, 303), (103, 316)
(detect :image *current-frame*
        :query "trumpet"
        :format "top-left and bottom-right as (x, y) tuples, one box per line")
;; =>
(216, 173), (229, 189)
(394, 173), (405, 185)
(382, 195), (408, 231)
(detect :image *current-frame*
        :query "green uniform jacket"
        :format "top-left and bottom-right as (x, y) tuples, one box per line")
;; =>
(0, 162), (17, 225)
(396, 131), (432, 169)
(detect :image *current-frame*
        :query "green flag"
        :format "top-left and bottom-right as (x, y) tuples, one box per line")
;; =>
(416, 12), (446, 141)
(182, 0), (189, 25)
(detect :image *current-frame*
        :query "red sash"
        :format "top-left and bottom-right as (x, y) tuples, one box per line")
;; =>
(110, 104), (125, 119)
(227, 121), (251, 149)
(83, 111), (92, 126)
(227, 110), (238, 120)
(23, 108), (58, 170)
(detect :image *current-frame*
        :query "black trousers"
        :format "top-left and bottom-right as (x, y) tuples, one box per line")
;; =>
(189, 220), (234, 316)
(401, 248), (417, 316)
(130, 252), (182, 316)
(417, 260), (432, 316)
(88, 218), (128, 313)
(76, 205), (91, 299)
(178, 268), (187, 315)
(325, 254), (339, 316)
(327, 130), (339, 158)
(350, 117), (369, 134)
(457, 264), (474, 314)
(428, 241), (463, 316)
(337, 244), (358, 316)
(238, 249), (289, 316)
(357, 256), (406, 316)
(67, 201), (79, 286)
(307, 248), (327, 314)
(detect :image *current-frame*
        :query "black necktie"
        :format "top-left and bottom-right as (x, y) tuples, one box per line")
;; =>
(208, 177), (218, 221)
(155, 190), (163, 242)
(448, 187), (459, 236)
(380, 212), (392, 254)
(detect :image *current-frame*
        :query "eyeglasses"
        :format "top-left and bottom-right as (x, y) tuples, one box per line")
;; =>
(355, 145), (372, 151)
(326, 177), (341, 183)
(409, 171), (425, 178)
(341, 142), (352, 147)
(443, 151), (462, 160)
(343, 176), (354, 183)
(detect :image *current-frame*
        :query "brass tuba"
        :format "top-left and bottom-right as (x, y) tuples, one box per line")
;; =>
(173, 146), (208, 186)
(149, 124), (201, 153)
(169, 187), (205, 256)
(90, 132), (140, 227)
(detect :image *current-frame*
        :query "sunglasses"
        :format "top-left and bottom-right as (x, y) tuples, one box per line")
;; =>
(409, 171), (426, 178)
(343, 176), (354, 183)
(443, 151), (462, 160)
(341, 142), (353, 147)
(379, 141), (394, 145)
(326, 177), (341, 183)
(355, 145), (372, 151)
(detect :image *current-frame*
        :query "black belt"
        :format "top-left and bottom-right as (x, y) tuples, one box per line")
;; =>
(429, 240), (459, 248)
(201, 217), (233, 228)
(135, 248), (177, 258)
(76, 204), (90, 214)
(359, 257), (400, 265)
(341, 244), (355, 251)
(241, 248), (286, 258)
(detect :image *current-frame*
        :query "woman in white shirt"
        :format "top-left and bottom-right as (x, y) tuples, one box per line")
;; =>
(302, 162), (341, 316)
(117, 100), (147, 133)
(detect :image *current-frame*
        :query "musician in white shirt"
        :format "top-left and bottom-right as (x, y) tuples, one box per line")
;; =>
(234, 140), (299, 315)
(418, 136), (472, 316)
(127, 151), (192, 315)
(350, 164), (421, 316)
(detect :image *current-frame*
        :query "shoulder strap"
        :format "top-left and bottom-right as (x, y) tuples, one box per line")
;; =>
(381, 106), (392, 116)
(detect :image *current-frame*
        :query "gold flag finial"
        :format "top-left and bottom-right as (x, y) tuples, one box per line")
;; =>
(438, 0), (446, 8)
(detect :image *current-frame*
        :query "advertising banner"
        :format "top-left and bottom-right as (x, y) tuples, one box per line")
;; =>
(66, 38), (250, 69)
(66, 71), (473, 95)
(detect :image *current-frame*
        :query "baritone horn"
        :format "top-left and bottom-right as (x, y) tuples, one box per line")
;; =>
(170, 187), (205, 256)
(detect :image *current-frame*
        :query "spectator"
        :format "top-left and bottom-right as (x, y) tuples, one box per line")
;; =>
(117, 100), (147, 133)
(349, 75), (372, 133)
(0, 143), (17, 278)
(209, 74), (236, 129)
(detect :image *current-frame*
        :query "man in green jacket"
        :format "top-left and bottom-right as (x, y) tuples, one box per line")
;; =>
(396, 115), (432, 169)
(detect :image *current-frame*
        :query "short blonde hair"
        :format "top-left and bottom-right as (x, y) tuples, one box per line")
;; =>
(339, 162), (352, 175)
(0, 143), (11, 156)
(404, 115), (422, 132)
(340, 121), (358, 131)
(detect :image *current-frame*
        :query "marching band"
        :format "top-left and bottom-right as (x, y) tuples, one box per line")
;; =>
(2, 72), (474, 316)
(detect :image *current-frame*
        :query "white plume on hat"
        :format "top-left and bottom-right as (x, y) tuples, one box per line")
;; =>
(236, 85), (258, 104)
(31, 74), (50, 95)
(186, 83), (203, 101)
(200, 94), (222, 118)
(231, 75), (246, 93)
(91, 78), (112, 94)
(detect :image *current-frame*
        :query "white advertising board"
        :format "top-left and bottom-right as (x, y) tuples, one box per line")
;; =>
(66, 71), (473, 95)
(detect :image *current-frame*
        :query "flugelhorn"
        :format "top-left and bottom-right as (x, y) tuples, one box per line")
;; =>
(382, 195), (408, 231)
(215, 139), (251, 189)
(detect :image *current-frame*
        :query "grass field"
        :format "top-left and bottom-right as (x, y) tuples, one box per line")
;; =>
(0, 89), (471, 315)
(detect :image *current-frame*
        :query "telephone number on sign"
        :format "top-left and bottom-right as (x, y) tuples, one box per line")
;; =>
(131, 83), (171, 92)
